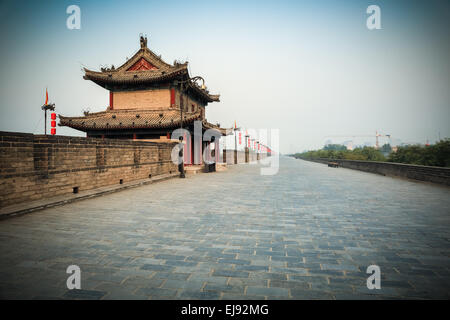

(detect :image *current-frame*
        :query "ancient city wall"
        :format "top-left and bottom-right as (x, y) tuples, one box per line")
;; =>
(302, 157), (450, 186)
(249, 151), (258, 163)
(0, 131), (179, 208)
(222, 149), (260, 164)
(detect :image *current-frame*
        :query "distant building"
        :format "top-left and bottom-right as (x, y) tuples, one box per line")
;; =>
(59, 36), (229, 165)
(343, 140), (354, 151)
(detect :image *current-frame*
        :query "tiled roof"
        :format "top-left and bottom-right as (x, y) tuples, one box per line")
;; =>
(203, 121), (232, 136)
(83, 37), (220, 103)
(59, 109), (201, 131)
(84, 64), (189, 85)
(59, 109), (230, 135)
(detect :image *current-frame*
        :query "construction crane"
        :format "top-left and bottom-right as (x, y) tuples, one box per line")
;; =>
(324, 131), (392, 149)
(375, 131), (391, 149)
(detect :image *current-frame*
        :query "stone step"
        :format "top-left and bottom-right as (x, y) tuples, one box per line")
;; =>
(184, 165), (203, 175)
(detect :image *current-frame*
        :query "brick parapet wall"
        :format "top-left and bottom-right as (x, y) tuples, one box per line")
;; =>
(223, 149), (259, 164)
(300, 157), (450, 186)
(0, 131), (179, 207)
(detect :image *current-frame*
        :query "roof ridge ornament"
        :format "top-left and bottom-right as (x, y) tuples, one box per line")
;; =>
(140, 35), (148, 49)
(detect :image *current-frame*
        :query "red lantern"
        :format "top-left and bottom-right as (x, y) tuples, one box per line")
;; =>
(238, 132), (242, 145)
(50, 113), (56, 135)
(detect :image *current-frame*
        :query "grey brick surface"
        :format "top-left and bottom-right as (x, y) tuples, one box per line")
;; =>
(62, 289), (106, 300)
(0, 157), (449, 299)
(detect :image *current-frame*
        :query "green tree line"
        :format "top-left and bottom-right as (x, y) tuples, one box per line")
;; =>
(292, 139), (450, 167)
(388, 139), (450, 167)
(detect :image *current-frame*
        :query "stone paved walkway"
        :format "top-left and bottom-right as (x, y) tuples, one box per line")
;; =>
(0, 157), (449, 299)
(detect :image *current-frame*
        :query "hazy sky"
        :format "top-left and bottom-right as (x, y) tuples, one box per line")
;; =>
(0, 0), (448, 153)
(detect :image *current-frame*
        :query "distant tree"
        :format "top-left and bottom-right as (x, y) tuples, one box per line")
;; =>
(323, 144), (347, 151)
(388, 139), (450, 167)
(292, 139), (450, 167)
(432, 139), (450, 167)
(380, 143), (392, 153)
(352, 147), (385, 161)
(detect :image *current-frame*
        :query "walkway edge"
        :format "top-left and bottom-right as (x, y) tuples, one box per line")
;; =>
(297, 157), (450, 187)
(0, 172), (179, 220)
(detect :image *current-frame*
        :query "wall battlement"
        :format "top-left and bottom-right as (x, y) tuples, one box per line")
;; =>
(300, 157), (450, 186)
(0, 131), (178, 208)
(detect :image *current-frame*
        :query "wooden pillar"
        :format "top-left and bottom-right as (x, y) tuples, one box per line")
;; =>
(215, 139), (220, 163)
(194, 134), (202, 165)
(184, 132), (193, 165)
(183, 132), (188, 164)
(170, 88), (176, 106)
(109, 91), (114, 110)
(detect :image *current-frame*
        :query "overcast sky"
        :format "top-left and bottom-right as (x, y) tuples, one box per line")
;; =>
(0, 0), (448, 153)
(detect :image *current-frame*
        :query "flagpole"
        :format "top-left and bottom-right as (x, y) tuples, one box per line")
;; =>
(41, 87), (55, 135)
(45, 88), (47, 135)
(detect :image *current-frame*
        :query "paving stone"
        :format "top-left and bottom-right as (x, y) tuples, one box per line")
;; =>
(153, 254), (186, 260)
(165, 279), (204, 291)
(270, 280), (310, 289)
(322, 264), (361, 272)
(218, 259), (251, 265)
(380, 280), (414, 289)
(250, 272), (288, 281)
(122, 277), (164, 288)
(289, 276), (329, 286)
(212, 269), (249, 278)
(204, 283), (245, 294)
(177, 290), (221, 300)
(329, 277), (365, 286)
(246, 286), (289, 297)
(164, 260), (198, 267)
(86, 273), (126, 284)
(309, 270), (345, 277)
(270, 256), (302, 263)
(190, 275), (229, 286)
(62, 289), (106, 300)
(271, 267), (308, 275)
(152, 272), (191, 280)
(1, 157), (449, 300)
(228, 277), (269, 288)
(234, 265), (270, 272)
(140, 264), (175, 272)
